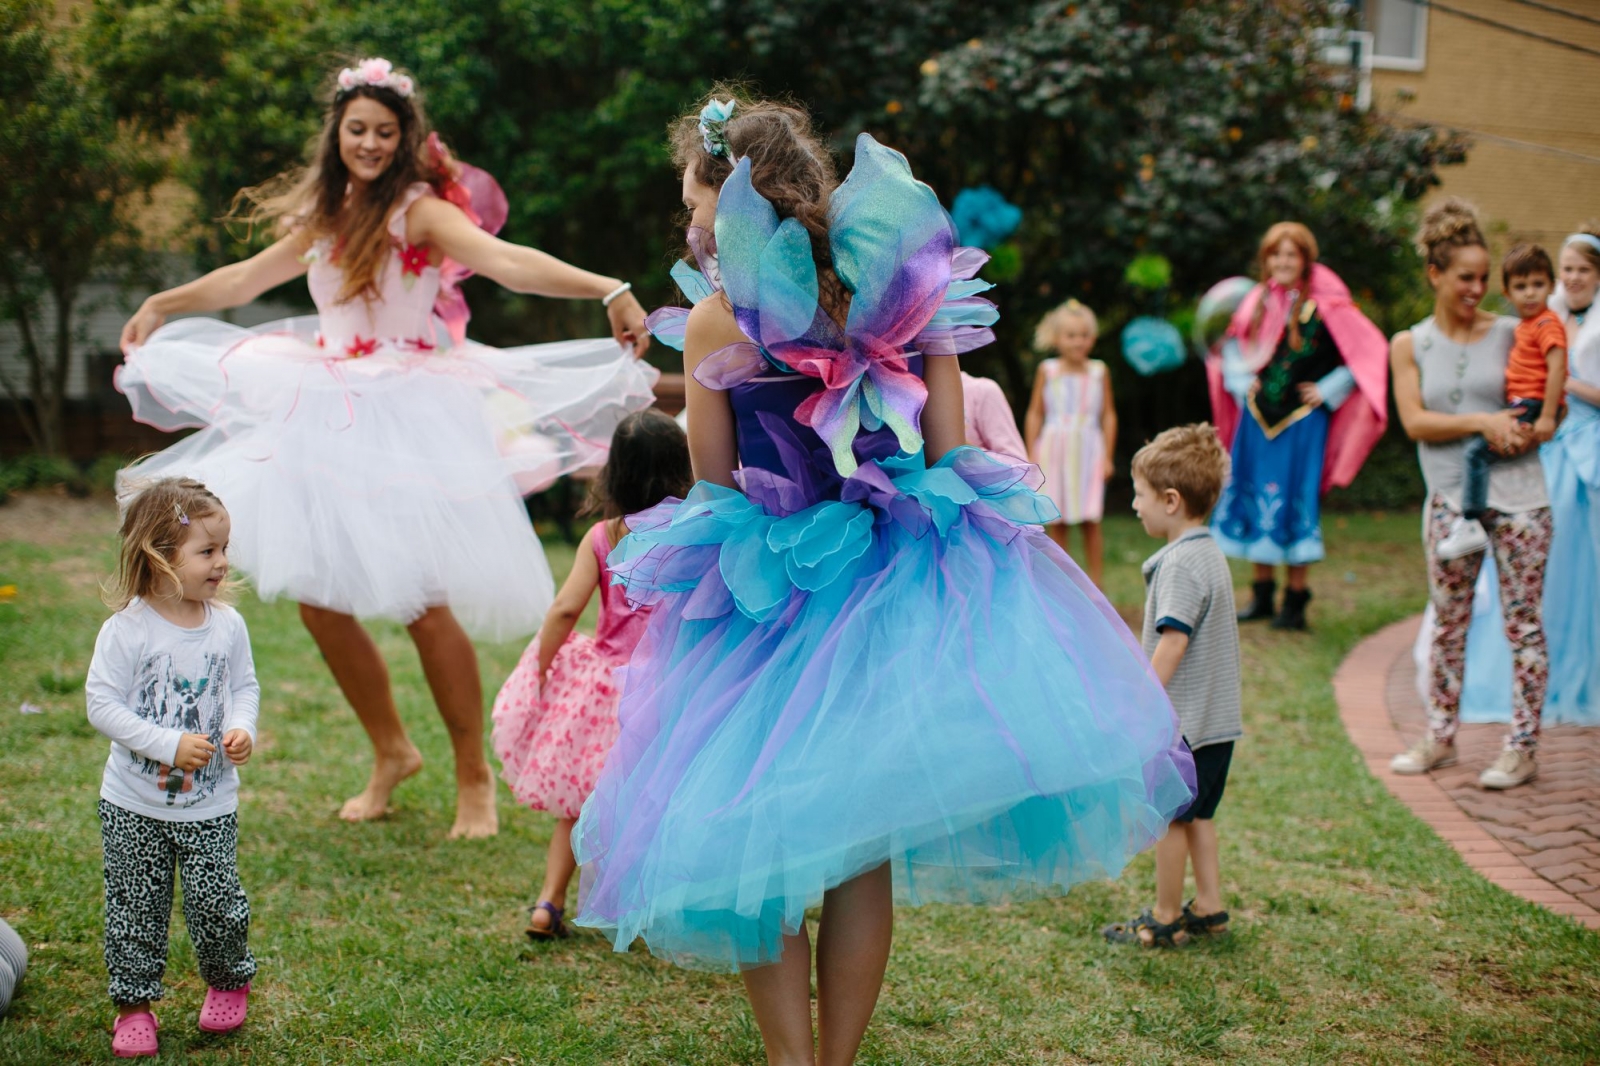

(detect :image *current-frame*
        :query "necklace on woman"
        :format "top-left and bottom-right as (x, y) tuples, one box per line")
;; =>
(1434, 314), (1479, 408)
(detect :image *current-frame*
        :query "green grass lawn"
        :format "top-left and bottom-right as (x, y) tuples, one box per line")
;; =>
(1, 494), (1597, 1064)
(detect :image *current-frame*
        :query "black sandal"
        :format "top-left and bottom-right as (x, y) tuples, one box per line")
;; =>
(1181, 901), (1229, 937)
(1102, 909), (1189, 948)
(525, 901), (570, 941)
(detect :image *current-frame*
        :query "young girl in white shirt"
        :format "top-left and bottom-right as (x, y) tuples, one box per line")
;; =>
(86, 477), (260, 1058)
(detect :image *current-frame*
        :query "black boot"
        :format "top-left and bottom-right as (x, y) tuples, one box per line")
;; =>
(1237, 579), (1276, 623)
(1272, 587), (1312, 631)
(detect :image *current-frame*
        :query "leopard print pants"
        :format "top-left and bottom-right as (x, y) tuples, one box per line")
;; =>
(99, 800), (255, 1006)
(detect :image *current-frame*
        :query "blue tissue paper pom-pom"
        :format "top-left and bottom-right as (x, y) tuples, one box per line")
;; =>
(1121, 316), (1186, 377)
(950, 186), (1022, 251)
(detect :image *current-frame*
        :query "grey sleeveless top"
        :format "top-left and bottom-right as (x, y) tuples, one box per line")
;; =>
(1412, 315), (1548, 513)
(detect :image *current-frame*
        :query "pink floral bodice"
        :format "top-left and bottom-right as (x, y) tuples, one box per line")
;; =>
(304, 183), (443, 357)
(591, 521), (652, 662)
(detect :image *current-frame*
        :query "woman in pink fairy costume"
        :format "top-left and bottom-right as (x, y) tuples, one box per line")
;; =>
(492, 409), (692, 940)
(1206, 223), (1389, 630)
(117, 59), (658, 838)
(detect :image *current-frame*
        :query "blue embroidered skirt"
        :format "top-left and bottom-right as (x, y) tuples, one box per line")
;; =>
(1212, 407), (1328, 566)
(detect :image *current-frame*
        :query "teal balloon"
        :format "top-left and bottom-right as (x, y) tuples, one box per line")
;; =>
(1121, 316), (1186, 376)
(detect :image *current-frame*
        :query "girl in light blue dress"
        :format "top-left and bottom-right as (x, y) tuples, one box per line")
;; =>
(572, 93), (1194, 1065)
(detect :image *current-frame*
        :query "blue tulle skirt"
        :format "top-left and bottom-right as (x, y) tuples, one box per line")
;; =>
(1213, 407), (1328, 566)
(570, 447), (1196, 971)
(1437, 398), (1600, 725)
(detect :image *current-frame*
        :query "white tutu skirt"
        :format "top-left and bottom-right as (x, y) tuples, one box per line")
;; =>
(116, 315), (658, 639)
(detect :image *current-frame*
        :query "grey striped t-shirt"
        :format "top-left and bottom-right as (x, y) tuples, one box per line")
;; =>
(1140, 528), (1243, 750)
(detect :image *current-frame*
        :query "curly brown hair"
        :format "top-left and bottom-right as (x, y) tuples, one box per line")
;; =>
(1417, 197), (1487, 274)
(669, 87), (847, 322)
(233, 63), (457, 305)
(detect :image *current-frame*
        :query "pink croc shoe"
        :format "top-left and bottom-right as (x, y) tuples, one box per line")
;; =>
(198, 983), (250, 1033)
(112, 1010), (159, 1058)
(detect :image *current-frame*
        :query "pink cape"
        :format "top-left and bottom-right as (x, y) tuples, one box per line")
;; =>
(1205, 263), (1389, 494)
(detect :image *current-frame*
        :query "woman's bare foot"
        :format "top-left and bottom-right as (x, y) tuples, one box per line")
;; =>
(339, 746), (423, 822)
(448, 775), (499, 839)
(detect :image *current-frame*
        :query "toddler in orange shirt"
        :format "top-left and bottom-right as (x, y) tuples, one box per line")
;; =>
(1437, 243), (1568, 560)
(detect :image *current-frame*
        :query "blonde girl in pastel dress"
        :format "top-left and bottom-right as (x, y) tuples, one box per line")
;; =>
(1025, 300), (1118, 585)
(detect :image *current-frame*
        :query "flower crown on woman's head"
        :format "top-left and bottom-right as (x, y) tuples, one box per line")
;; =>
(336, 58), (414, 99)
(699, 99), (737, 158)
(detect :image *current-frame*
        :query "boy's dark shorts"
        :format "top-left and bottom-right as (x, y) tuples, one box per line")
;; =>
(1176, 740), (1234, 823)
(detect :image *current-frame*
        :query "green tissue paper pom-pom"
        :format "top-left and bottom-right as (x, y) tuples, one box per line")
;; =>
(1123, 253), (1171, 292)
(985, 242), (1023, 283)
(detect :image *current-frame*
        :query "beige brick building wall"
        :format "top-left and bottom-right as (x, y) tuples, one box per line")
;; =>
(1368, 0), (1600, 249)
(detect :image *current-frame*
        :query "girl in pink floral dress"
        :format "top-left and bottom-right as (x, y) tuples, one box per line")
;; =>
(492, 410), (692, 938)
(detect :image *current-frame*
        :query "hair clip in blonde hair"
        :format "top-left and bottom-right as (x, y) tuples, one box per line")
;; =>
(174, 504), (190, 527)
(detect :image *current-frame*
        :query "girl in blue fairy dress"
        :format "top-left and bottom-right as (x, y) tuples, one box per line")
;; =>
(571, 94), (1194, 1065)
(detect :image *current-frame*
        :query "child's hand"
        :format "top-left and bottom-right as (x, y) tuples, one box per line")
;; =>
(1296, 381), (1324, 407)
(1101, 455), (1114, 481)
(222, 729), (253, 766)
(173, 733), (217, 771)
(1533, 415), (1557, 443)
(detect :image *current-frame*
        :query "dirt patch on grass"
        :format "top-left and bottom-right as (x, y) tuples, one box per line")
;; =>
(0, 491), (117, 548)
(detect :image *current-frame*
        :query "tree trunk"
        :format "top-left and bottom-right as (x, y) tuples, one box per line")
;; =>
(45, 282), (75, 457)
(0, 272), (47, 453)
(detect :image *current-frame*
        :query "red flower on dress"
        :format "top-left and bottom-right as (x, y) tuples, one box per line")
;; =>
(399, 243), (430, 278)
(345, 335), (379, 358)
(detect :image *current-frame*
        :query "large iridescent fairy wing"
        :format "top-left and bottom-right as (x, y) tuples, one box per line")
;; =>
(715, 161), (844, 357)
(833, 136), (998, 356)
(686, 139), (1001, 476)
(832, 136), (956, 345)
(805, 135), (995, 464)
(706, 159), (854, 448)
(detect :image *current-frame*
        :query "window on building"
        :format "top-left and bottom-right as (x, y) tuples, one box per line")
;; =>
(1354, 0), (1428, 70)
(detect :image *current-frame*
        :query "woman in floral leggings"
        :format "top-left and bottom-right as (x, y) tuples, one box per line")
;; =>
(1389, 198), (1551, 790)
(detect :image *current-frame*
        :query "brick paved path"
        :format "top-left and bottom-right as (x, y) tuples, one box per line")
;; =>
(1335, 617), (1600, 929)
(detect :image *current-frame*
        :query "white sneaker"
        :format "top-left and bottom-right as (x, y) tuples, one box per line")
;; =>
(1435, 518), (1489, 561)
(1390, 736), (1458, 775)
(1479, 749), (1537, 790)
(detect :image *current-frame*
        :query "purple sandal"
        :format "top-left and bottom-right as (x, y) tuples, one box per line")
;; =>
(525, 901), (570, 941)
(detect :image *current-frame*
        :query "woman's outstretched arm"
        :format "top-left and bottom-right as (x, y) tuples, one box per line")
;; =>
(407, 196), (650, 355)
(121, 234), (313, 352)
